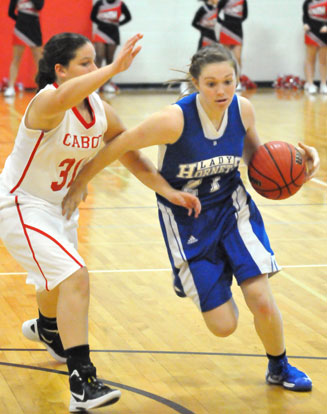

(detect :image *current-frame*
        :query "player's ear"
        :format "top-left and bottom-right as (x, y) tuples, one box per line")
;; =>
(192, 77), (199, 91)
(55, 63), (68, 80)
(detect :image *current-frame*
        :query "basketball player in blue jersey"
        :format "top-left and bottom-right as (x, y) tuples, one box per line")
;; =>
(62, 45), (320, 392)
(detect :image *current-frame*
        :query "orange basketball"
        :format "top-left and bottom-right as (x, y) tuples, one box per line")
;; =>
(248, 141), (306, 200)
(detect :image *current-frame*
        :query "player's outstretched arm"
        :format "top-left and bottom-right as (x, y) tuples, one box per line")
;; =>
(30, 34), (143, 127)
(62, 105), (185, 219)
(297, 142), (320, 181)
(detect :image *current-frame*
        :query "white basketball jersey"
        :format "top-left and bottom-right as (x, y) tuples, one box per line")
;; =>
(0, 84), (107, 205)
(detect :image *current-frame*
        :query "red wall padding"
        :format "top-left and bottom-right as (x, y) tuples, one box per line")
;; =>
(0, 0), (93, 89)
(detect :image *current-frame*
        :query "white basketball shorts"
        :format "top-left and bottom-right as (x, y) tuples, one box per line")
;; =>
(0, 188), (85, 292)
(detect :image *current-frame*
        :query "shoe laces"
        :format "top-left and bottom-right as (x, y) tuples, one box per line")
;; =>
(77, 362), (105, 389)
(87, 375), (106, 391)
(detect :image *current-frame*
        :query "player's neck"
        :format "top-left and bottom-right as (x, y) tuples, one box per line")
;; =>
(199, 98), (226, 131)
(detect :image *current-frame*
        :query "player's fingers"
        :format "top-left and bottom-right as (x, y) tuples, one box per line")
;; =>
(67, 202), (76, 220)
(125, 33), (143, 48)
(132, 45), (142, 58)
(299, 143), (320, 169)
(195, 199), (202, 218)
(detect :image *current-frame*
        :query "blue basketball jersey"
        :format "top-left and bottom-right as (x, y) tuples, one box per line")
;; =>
(156, 93), (280, 311)
(156, 92), (246, 211)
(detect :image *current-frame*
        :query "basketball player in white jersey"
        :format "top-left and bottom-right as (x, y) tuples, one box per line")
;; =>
(62, 45), (320, 394)
(0, 32), (200, 412)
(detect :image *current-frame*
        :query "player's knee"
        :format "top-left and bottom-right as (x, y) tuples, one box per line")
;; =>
(62, 267), (90, 299)
(251, 296), (275, 318)
(206, 319), (238, 337)
(74, 267), (90, 296)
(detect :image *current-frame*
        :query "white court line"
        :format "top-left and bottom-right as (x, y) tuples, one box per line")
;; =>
(281, 270), (327, 302)
(1, 264), (327, 276)
(282, 264), (327, 268)
(1, 266), (326, 302)
(311, 178), (327, 187)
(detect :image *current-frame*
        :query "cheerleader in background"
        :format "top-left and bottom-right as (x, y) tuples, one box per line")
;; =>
(4, 0), (44, 97)
(217, 0), (248, 91)
(181, 0), (219, 96)
(302, 0), (327, 94)
(91, 0), (132, 94)
(192, 0), (219, 50)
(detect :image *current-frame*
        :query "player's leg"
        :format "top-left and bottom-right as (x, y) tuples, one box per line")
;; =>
(26, 266), (121, 410)
(4, 45), (25, 97)
(56, 267), (90, 348)
(22, 285), (67, 362)
(30, 45), (42, 69)
(202, 297), (238, 337)
(105, 43), (117, 65)
(231, 44), (242, 70)
(222, 186), (311, 391)
(24, 267), (89, 360)
(241, 274), (312, 391)
(240, 274), (284, 355)
(304, 44), (318, 93)
(93, 41), (106, 69)
(227, 45), (242, 91)
(318, 46), (327, 93)
(2, 200), (121, 410)
(56, 267), (121, 411)
(103, 44), (119, 93)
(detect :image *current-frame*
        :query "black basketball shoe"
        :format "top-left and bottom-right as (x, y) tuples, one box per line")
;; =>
(22, 318), (67, 363)
(69, 362), (121, 412)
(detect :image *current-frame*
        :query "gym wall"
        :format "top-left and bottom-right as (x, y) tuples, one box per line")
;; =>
(0, 0), (308, 88)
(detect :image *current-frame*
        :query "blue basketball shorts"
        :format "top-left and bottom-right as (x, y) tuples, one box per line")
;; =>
(157, 185), (280, 312)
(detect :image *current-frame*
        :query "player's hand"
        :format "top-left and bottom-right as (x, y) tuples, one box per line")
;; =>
(166, 190), (202, 218)
(320, 25), (327, 33)
(297, 142), (320, 181)
(303, 24), (310, 32)
(112, 33), (143, 74)
(62, 180), (88, 220)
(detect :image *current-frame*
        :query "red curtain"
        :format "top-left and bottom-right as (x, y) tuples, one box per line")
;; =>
(0, 0), (93, 89)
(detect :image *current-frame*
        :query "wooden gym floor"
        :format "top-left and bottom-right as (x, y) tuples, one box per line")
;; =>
(0, 88), (326, 414)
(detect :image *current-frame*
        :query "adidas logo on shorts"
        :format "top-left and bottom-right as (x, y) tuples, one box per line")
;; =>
(187, 235), (198, 245)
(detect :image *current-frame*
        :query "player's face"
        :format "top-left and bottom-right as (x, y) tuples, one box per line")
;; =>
(194, 61), (237, 111)
(59, 42), (98, 82)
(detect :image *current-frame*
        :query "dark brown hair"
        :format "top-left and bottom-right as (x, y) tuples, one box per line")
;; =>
(35, 32), (91, 91)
